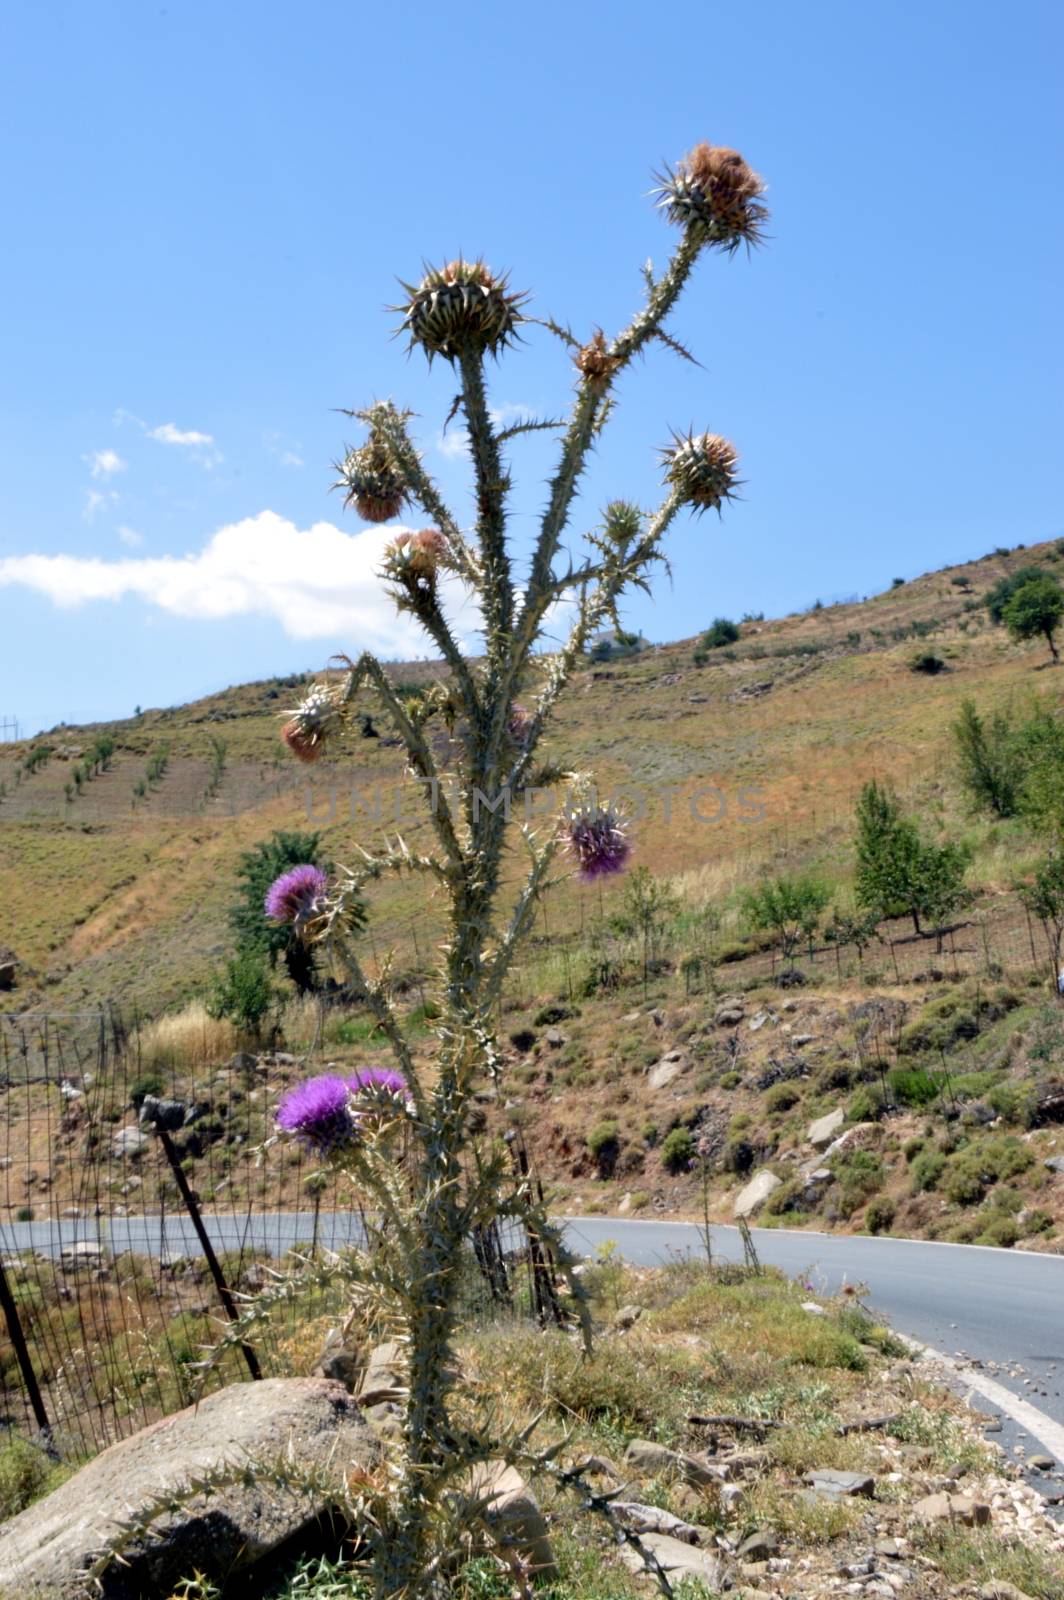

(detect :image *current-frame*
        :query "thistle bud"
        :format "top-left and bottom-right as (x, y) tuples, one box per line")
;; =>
(281, 682), (344, 764)
(661, 430), (741, 514)
(335, 437), (407, 524)
(574, 329), (620, 389)
(656, 142), (767, 250)
(507, 703), (534, 745)
(383, 528), (449, 602)
(396, 258), (525, 363)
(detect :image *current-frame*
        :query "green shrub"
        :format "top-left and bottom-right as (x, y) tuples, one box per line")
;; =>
(763, 1082), (800, 1114)
(847, 1085), (886, 1123)
(0, 1439), (53, 1520)
(699, 617), (740, 650)
(661, 1127), (694, 1174)
(723, 1137), (755, 1175)
(720, 1070), (741, 1090)
(129, 1072), (165, 1108)
(941, 1135), (1033, 1206)
(831, 1149), (885, 1217)
(985, 1080), (1036, 1126)
(976, 1215), (1020, 1248)
(911, 1151), (946, 1192)
(864, 1197), (896, 1234)
(903, 1136), (926, 1163)
(889, 1067), (940, 1108)
(587, 1120), (621, 1177)
(910, 651), (946, 675)
(641, 1122), (659, 1146)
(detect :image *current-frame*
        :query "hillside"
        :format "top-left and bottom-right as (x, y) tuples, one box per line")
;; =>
(3, 536), (1064, 1246)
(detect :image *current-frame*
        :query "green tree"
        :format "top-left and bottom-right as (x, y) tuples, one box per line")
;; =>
(984, 564), (1048, 624)
(700, 616), (740, 649)
(230, 831), (362, 995)
(1016, 705), (1064, 838)
(1002, 574), (1064, 662)
(741, 872), (830, 965)
(1018, 852), (1064, 983)
(618, 865), (680, 996)
(854, 781), (968, 937)
(208, 948), (275, 1038)
(953, 698), (1021, 818)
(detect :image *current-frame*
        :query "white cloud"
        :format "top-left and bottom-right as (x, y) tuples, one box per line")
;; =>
(117, 526), (143, 548)
(149, 422), (214, 448)
(265, 430), (305, 468)
(0, 510), (482, 654)
(84, 449), (126, 480)
(83, 488), (119, 521)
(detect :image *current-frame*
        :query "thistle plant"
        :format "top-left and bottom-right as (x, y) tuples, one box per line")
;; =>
(264, 141), (768, 1597)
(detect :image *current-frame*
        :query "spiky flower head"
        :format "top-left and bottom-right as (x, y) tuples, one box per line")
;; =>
(276, 1074), (359, 1153)
(264, 864), (329, 936)
(281, 682), (344, 764)
(349, 1066), (415, 1117)
(655, 142), (767, 250)
(574, 329), (620, 390)
(396, 259), (526, 363)
(335, 436), (407, 524)
(661, 430), (741, 514)
(563, 798), (632, 881)
(383, 527), (449, 586)
(507, 704), (534, 745)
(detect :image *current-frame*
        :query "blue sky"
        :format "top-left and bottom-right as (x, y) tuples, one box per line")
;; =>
(1, 0), (1061, 737)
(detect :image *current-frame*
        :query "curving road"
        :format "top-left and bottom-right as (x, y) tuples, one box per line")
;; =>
(3, 1210), (1063, 1459)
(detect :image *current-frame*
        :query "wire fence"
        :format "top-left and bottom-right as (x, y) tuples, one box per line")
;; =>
(0, 1017), (561, 1461)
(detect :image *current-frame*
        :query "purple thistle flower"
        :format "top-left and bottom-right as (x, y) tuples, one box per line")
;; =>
(264, 864), (329, 928)
(276, 1074), (358, 1152)
(564, 803), (631, 881)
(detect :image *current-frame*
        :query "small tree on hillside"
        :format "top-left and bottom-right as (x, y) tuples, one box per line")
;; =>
(741, 873), (830, 967)
(618, 865), (680, 995)
(854, 780), (969, 937)
(953, 698), (1021, 818)
(700, 617), (740, 649)
(1018, 852), (1064, 989)
(1003, 574), (1064, 663)
(984, 564), (1048, 624)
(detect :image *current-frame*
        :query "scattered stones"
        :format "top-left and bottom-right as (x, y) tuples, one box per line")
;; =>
(733, 1169), (782, 1218)
(912, 1490), (991, 1526)
(111, 1125), (150, 1160)
(614, 1502), (703, 1545)
(804, 1469), (875, 1498)
(807, 1108), (845, 1150)
(0, 1378), (382, 1598)
(623, 1439), (718, 1490)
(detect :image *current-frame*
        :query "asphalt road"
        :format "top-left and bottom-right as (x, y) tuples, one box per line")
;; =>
(4, 1211), (1063, 1449)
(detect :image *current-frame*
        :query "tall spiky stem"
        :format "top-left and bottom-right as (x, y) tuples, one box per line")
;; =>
(276, 145), (766, 1599)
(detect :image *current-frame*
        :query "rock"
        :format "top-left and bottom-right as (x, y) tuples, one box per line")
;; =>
(733, 1170), (782, 1218)
(623, 1439), (718, 1490)
(801, 1301), (826, 1316)
(469, 1461), (557, 1579)
(715, 1006), (745, 1027)
(614, 1502), (703, 1545)
(0, 960), (16, 990)
(1044, 1157), (1064, 1175)
(648, 1055), (686, 1090)
(979, 1583), (1039, 1600)
(0, 1378), (381, 1598)
(804, 1469), (875, 1498)
(356, 1340), (405, 1407)
(313, 1329), (362, 1391)
(912, 1490), (991, 1526)
(228, 1050), (260, 1073)
(614, 1304), (643, 1329)
(1028, 1453), (1056, 1471)
(544, 1029), (566, 1048)
(748, 1011), (771, 1032)
(807, 1108), (845, 1150)
(822, 1122), (876, 1162)
(618, 1531), (727, 1587)
(736, 1530), (778, 1561)
(138, 1096), (189, 1132)
(111, 1125), (149, 1159)
(60, 1241), (104, 1269)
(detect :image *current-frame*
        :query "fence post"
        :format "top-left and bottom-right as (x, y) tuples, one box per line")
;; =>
(152, 1123), (262, 1380)
(0, 1254), (51, 1440)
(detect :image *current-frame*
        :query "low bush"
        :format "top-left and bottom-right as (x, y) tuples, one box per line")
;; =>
(764, 1082), (800, 1114)
(660, 1126), (694, 1173)
(911, 1150), (946, 1192)
(587, 1120), (622, 1178)
(864, 1196), (896, 1234)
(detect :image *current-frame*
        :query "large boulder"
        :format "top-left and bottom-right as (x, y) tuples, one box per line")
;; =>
(618, 1531), (728, 1588)
(806, 1108), (845, 1150)
(732, 1169), (782, 1218)
(469, 1461), (557, 1580)
(0, 1378), (382, 1599)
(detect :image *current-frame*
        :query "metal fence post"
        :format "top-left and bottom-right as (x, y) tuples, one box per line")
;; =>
(0, 1253), (51, 1439)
